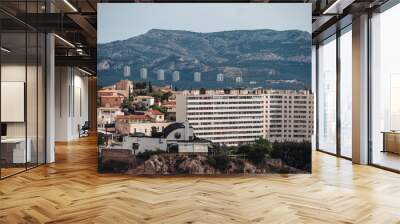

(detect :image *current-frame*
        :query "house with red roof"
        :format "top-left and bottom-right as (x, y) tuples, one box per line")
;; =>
(145, 109), (165, 122)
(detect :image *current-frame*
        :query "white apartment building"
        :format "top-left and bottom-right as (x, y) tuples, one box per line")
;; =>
(134, 95), (155, 108)
(176, 89), (314, 146)
(97, 107), (124, 129)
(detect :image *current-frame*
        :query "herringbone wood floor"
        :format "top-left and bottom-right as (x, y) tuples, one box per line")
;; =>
(1, 136), (400, 224)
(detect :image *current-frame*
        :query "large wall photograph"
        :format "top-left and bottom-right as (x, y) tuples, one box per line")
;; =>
(97, 3), (313, 175)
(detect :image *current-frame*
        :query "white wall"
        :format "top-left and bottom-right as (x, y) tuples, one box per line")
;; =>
(176, 95), (187, 122)
(55, 67), (89, 141)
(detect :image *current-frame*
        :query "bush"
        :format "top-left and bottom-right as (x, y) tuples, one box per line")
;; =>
(99, 159), (130, 173)
(150, 105), (167, 114)
(237, 138), (272, 165)
(161, 92), (173, 101)
(135, 81), (147, 89)
(165, 113), (176, 122)
(207, 153), (230, 172)
(214, 154), (230, 171)
(271, 141), (311, 172)
(98, 133), (107, 146)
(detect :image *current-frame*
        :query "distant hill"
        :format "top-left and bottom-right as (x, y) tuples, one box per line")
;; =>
(97, 29), (311, 89)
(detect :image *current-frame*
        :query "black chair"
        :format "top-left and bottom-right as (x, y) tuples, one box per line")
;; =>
(79, 121), (90, 138)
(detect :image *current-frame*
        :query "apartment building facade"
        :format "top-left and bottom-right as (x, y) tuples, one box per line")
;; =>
(98, 89), (126, 107)
(176, 89), (313, 146)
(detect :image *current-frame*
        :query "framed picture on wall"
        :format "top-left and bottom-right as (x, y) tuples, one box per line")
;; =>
(1, 82), (25, 123)
(96, 3), (312, 175)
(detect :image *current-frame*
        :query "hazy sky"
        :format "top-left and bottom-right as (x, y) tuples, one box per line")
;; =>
(98, 3), (311, 44)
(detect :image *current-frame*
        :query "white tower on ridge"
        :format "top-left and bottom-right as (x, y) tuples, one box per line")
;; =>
(140, 68), (147, 80)
(123, 66), (131, 77)
(194, 72), (201, 82)
(172, 71), (180, 82)
(217, 73), (224, 82)
(157, 69), (165, 81)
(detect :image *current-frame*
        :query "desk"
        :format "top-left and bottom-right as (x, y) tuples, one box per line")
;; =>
(1, 138), (31, 164)
(382, 132), (400, 154)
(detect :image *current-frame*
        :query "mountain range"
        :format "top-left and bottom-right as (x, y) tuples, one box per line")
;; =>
(97, 29), (311, 89)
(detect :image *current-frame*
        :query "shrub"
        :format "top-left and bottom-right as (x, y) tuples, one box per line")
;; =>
(206, 146), (230, 171)
(214, 154), (230, 171)
(99, 159), (130, 173)
(237, 138), (272, 165)
(98, 133), (107, 146)
(271, 141), (311, 172)
(150, 105), (167, 114)
(207, 153), (230, 172)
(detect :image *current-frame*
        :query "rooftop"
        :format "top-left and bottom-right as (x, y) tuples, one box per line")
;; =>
(136, 96), (154, 99)
(97, 107), (121, 111)
(146, 109), (163, 115)
(177, 89), (312, 96)
(115, 114), (151, 121)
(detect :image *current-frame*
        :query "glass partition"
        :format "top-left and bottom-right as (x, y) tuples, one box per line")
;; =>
(0, 2), (46, 179)
(317, 35), (337, 154)
(370, 4), (400, 171)
(1, 31), (28, 177)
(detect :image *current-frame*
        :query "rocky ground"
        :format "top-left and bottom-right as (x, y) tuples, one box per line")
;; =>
(125, 154), (301, 175)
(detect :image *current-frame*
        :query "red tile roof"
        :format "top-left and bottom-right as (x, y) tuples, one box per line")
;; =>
(147, 109), (163, 115)
(115, 115), (151, 121)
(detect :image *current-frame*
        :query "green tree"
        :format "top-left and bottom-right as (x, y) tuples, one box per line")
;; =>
(135, 81), (147, 89)
(237, 138), (272, 165)
(207, 147), (230, 172)
(161, 92), (173, 101)
(121, 98), (135, 114)
(98, 132), (107, 146)
(150, 105), (167, 114)
(148, 81), (153, 93)
(97, 97), (101, 107)
(149, 91), (163, 101)
(271, 141), (311, 172)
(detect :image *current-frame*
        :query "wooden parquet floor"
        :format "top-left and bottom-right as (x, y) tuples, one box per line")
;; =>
(1, 135), (400, 224)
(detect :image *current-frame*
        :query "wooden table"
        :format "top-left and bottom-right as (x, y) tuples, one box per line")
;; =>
(382, 131), (400, 154)
(1, 138), (31, 164)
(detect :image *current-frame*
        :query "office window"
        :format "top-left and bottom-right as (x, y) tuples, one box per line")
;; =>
(340, 27), (352, 158)
(317, 35), (337, 154)
(371, 4), (400, 171)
